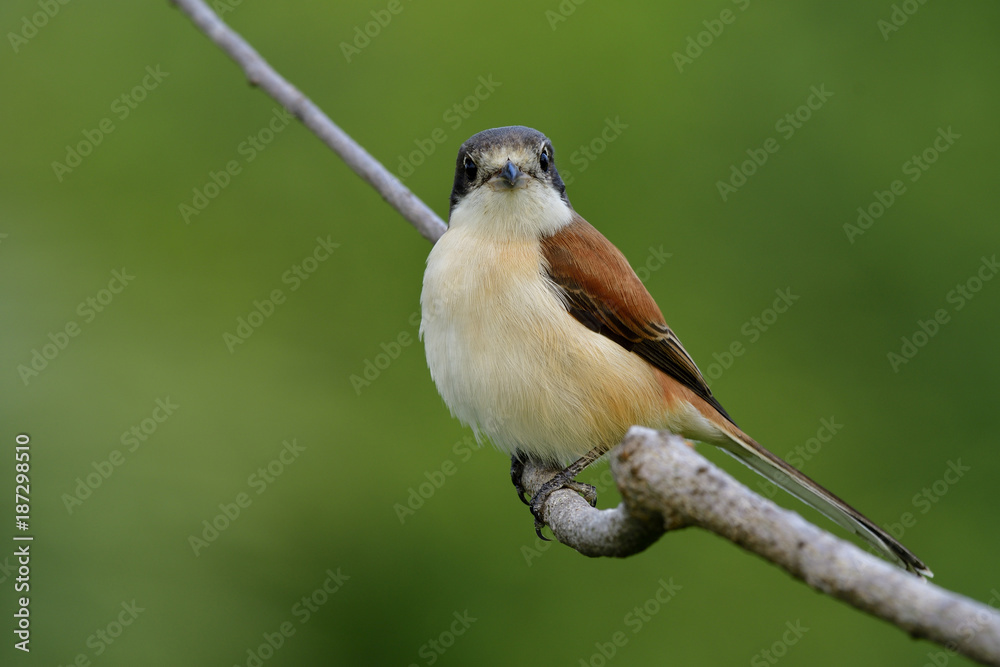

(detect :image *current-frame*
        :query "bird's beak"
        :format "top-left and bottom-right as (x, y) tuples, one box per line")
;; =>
(490, 159), (527, 190)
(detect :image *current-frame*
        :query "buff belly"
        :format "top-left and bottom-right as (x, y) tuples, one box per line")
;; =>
(420, 225), (669, 464)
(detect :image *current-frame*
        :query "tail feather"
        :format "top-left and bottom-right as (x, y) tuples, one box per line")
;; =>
(715, 429), (932, 579)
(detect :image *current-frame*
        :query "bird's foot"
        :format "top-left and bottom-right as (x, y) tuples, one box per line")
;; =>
(529, 472), (598, 540)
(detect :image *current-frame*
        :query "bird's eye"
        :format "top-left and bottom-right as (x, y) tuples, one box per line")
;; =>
(463, 156), (477, 181)
(539, 149), (550, 172)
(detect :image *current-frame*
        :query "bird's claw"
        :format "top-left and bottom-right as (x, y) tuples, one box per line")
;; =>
(528, 477), (598, 539)
(509, 455), (530, 506)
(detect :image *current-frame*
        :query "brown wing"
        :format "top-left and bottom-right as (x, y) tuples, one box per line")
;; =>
(540, 214), (734, 424)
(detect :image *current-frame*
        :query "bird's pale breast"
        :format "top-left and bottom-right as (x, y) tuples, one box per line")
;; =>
(420, 225), (668, 464)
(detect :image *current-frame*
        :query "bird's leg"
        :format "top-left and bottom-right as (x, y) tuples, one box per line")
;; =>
(529, 445), (605, 539)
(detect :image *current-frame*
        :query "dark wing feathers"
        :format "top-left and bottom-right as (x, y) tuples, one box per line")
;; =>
(540, 215), (734, 424)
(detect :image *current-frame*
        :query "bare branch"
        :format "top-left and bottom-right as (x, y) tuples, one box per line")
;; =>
(525, 431), (1000, 665)
(608, 428), (998, 665)
(169, 0), (447, 244)
(171, 4), (1000, 665)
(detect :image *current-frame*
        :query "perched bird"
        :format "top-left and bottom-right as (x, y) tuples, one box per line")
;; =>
(419, 125), (931, 578)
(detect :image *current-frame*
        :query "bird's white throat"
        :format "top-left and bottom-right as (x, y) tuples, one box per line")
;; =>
(447, 176), (573, 241)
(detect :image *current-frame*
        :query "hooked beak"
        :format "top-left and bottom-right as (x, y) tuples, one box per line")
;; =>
(490, 159), (527, 190)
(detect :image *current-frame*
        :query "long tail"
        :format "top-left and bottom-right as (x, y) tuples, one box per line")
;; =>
(713, 428), (932, 578)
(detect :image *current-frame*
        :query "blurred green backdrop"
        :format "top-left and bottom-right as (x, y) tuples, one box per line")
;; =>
(2, 1), (999, 665)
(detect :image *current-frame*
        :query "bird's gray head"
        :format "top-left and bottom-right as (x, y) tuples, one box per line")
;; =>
(449, 126), (570, 218)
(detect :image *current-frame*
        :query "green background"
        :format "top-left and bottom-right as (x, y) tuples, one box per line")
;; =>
(2, 1), (998, 665)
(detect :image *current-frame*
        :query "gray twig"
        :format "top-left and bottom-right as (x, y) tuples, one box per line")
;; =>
(169, 0), (447, 244)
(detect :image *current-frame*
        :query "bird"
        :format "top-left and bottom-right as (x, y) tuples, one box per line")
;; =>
(419, 125), (931, 578)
